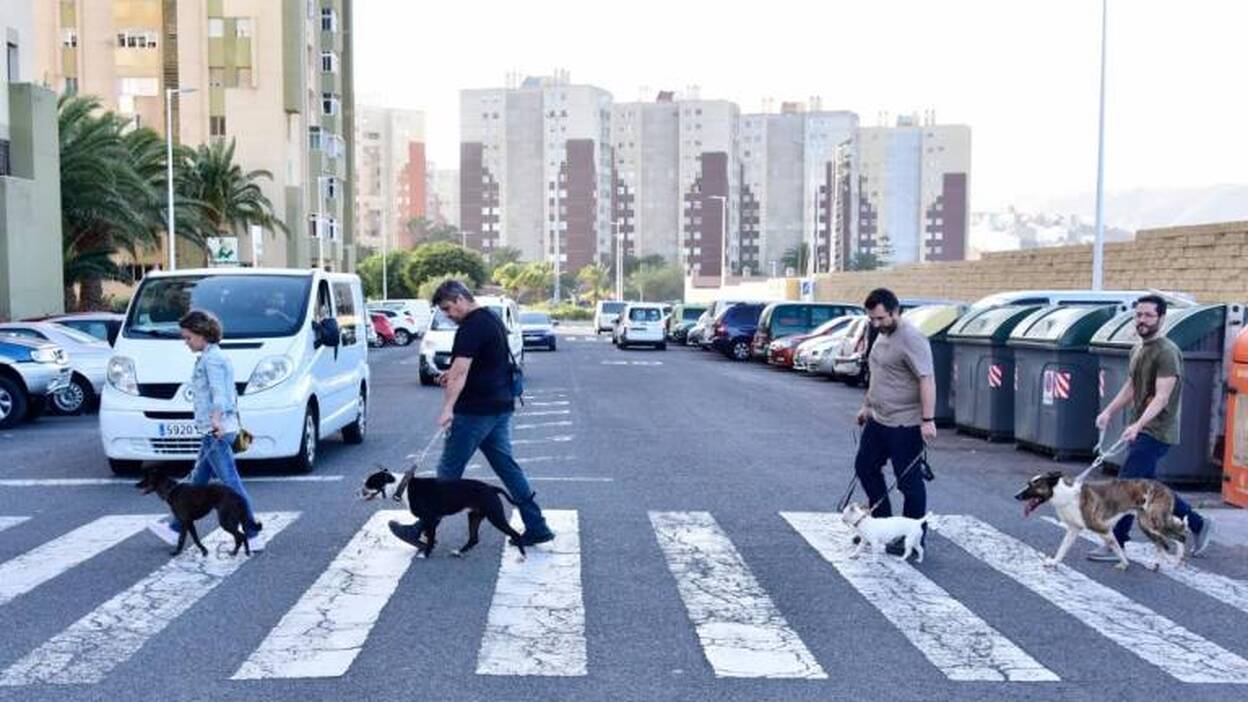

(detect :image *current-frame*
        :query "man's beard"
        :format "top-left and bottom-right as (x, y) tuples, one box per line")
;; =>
(1137, 323), (1158, 339)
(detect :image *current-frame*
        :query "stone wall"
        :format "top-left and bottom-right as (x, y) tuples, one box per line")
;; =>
(813, 221), (1248, 305)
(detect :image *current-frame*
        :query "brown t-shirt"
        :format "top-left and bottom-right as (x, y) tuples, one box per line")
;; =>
(866, 317), (934, 427)
(1129, 336), (1182, 445)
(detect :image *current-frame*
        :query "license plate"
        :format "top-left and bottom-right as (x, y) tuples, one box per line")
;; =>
(158, 422), (200, 438)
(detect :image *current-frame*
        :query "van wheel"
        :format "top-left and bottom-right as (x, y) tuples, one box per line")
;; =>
(290, 406), (318, 473)
(394, 329), (412, 346)
(108, 458), (142, 475)
(0, 376), (28, 429)
(342, 387), (367, 444)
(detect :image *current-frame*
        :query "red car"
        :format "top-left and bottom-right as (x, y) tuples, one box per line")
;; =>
(766, 316), (860, 368)
(369, 312), (397, 347)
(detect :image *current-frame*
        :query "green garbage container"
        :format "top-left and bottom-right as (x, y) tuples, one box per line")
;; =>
(1009, 304), (1121, 459)
(1089, 303), (1242, 486)
(903, 304), (967, 427)
(949, 305), (1043, 440)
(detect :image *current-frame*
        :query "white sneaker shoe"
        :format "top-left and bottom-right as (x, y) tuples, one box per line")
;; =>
(147, 520), (180, 547)
(245, 530), (266, 553)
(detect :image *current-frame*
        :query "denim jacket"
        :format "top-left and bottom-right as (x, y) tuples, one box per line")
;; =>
(191, 344), (240, 434)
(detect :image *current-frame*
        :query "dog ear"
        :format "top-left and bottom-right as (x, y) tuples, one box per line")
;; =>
(1043, 470), (1064, 483)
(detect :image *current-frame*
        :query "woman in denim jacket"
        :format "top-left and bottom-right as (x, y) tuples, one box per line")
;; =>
(148, 309), (264, 550)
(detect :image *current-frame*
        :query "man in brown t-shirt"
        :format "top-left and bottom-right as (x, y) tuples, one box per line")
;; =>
(853, 288), (937, 556)
(1091, 295), (1214, 560)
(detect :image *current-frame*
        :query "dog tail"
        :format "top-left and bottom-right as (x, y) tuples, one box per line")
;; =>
(919, 512), (935, 529)
(244, 514), (263, 534)
(493, 486), (532, 507)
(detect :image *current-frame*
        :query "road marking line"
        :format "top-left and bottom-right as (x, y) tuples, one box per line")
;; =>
(476, 510), (586, 676)
(0, 476), (344, 488)
(937, 515), (1248, 683)
(0, 512), (299, 686)
(232, 510), (414, 680)
(600, 360), (663, 366)
(527, 401), (570, 407)
(0, 517), (28, 534)
(518, 410), (571, 418)
(0, 515), (161, 608)
(1040, 516), (1248, 617)
(650, 511), (826, 679)
(514, 421), (574, 431)
(512, 435), (574, 446)
(782, 512), (1057, 682)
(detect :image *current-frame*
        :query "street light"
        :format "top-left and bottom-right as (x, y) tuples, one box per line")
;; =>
(708, 195), (728, 289)
(1092, 0), (1109, 290)
(164, 87), (197, 271)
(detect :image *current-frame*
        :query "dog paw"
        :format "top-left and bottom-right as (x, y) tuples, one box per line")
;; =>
(1042, 558), (1059, 569)
(1114, 561), (1129, 571)
(450, 550), (463, 558)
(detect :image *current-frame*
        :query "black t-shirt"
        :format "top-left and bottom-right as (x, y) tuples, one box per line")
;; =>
(450, 307), (514, 415)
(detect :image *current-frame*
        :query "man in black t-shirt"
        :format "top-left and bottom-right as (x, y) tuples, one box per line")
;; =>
(388, 280), (554, 548)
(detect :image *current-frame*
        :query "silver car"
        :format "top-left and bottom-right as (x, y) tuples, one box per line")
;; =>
(0, 336), (71, 428)
(0, 322), (113, 414)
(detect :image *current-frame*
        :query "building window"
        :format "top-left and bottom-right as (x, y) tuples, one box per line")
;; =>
(236, 18), (253, 38)
(0, 139), (9, 177)
(64, 77), (78, 96)
(322, 93), (339, 115)
(61, 30), (78, 48)
(6, 42), (18, 82)
(117, 30), (158, 48)
(320, 51), (339, 73)
(321, 8), (338, 32)
(207, 19), (225, 37)
(308, 126), (322, 151)
(210, 116), (227, 136)
(209, 67), (225, 88)
(322, 176), (339, 200)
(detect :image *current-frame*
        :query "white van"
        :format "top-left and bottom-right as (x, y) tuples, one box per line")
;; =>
(594, 300), (627, 334)
(418, 295), (523, 386)
(100, 268), (369, 474)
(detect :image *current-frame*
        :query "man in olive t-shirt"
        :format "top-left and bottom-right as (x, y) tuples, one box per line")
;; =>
(1092, 295), (1214, 559)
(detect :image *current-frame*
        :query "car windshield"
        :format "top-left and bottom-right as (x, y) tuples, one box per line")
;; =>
(431, 308), (458, 331)
(629, 307), (662, 322)
(811, 317), (851, 336)
(683, 307), (706, 321)
(601, 302), (626, 314)
(50, 324), (107, 346)
(521, 313), (550, 325)
(125, 275), (312, 339)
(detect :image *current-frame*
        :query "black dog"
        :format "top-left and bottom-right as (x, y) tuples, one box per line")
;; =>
(360, 466), (394, 500)
(136, 470), (261, 557)
(365, 468), (527, 559)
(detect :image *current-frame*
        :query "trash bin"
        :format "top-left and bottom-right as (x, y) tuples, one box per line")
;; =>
(1010, 304), (1121, 459)
(1223, 326), (1248, 507)
(903, 304), (966, 427)
(949, 305), (1043, 441)
(1091, 303), (1244, 486)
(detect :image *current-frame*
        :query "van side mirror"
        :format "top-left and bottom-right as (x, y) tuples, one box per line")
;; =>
(314, 318), (341, 349)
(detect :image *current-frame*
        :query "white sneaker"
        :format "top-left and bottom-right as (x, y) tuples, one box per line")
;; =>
(147, 519), (180, 547)
(245, 530), (266, 553)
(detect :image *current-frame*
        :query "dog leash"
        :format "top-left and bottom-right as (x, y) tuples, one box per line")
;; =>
(863, 449), (931, 516)
(836, 427), (934, 515)
(1074, 430), (1129, 484)
(391, 429), (447, 502)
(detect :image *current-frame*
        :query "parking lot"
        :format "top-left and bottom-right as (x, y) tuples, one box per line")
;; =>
(0, 326), (1246, 701)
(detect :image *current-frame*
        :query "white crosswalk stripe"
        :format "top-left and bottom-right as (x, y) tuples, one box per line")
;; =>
(650, 511), (826, 679)
(1040, 516), (1248, 617)
(782, 512), (1058, 681)
(514, 420), (574, 430)
(0, 512), (299, 686)
(476, 510), (586, 677)
(0, 516), (29, 534)
(232, 510), (414, 680)
(0, 515), (161, 607)
(937, 515), (1248, 684)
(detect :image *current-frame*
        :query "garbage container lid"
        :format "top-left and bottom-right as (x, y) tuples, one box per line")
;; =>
(903, 304), (965, 338)
(1009, 304), (1119, 347)
(948, 304), (1042, 342)
(1091, 303), (1228, 351)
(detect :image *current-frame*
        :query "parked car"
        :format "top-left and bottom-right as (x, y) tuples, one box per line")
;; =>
(420, 295), (524, 386)
(100, 268), (370, 474)
(0, 321), (113, 414)
(521, 311), (558, 351)
(367, 307), (420, 346)
(829, 316), (873, 385)
(710, 303), (766, 361)
(45, 312), (125, 346)
(368, 299), (432, 335)
(770, 314), (862, 369)
(753, 302), (865, 361)
(667, 304), (707, 343)
(613, 303), (667, 350)
(797, 332), (853, 376)
(594, 300), (628, 334)
(368, 312), (397, 347)
(695, 300), (755, 349)
(0, 336), (72, 428)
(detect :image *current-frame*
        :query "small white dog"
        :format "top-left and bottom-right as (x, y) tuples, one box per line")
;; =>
(842, 502), (931, 563)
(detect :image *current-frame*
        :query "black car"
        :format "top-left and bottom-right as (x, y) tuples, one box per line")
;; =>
(709, 303), (766, 361)
(520, 311), (558, 351)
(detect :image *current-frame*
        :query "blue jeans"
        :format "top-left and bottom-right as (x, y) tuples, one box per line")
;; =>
(437, 412), (552, 537)
(1113, 432), (1203, 545)
(170, 433), (259, 537)
(854, 419), (927, 519)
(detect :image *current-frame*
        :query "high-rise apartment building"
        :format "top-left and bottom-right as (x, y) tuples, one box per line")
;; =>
(857, 114), (970, 265)
(428, 166), (459, 229)
(461, 72), (612, 272)
(354, 105), (425, 253)
(610, 92), (680, 264)
(33, 0), (356, 271)
(678, 98), (739, 277)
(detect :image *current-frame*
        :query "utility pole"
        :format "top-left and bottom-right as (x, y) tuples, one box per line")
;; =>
(1092, 0), (1109, 290)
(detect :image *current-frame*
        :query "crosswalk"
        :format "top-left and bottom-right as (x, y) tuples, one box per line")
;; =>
(0, 509), (1246, 687)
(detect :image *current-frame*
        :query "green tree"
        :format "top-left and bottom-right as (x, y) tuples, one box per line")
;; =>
(357, 249), (415, 299)
(628, 263), (684, 302)
(847, 252), (882, 271)
(403, 241), (486, 293)
(515, 261), (554, 302)
(487, 245), (523, 272)
(182, 138), (286, 261)
(781, 243), (810, 275)
(491, 261), (523, 299)
(405, 216), (461, 245)
(418, 271), (470, 301)
(576, 263), (610, 306)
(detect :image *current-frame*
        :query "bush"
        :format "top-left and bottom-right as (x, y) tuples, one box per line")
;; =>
(417, 271), (470, 301)
(357, 250), (416, 300)
(528, 302), (593, 321)
(403, 242), (486, 293)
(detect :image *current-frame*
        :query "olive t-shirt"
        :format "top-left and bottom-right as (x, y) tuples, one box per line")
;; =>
(866, 318), (934, 427)
(1129, 336), (1182, 445)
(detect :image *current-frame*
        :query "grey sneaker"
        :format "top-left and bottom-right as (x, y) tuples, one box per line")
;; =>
(1086, 544), (1124, 562)
(1191, 516), (1215, 557)
(147, 519), (180, 547)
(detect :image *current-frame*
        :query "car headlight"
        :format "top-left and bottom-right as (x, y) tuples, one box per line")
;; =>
(107, 356), (139, 395)
(30, 347), (60, 364)
(248, 356), (294, 393)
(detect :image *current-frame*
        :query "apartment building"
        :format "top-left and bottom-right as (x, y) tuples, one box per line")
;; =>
(678, 97), (739, 278)
(354, 105), (424, 253)
(610, 92), (680, 264)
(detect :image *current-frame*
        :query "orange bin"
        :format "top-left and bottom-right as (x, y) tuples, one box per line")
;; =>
(1224, 327), (1248, 507)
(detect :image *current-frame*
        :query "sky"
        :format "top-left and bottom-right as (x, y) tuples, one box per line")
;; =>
(353, 0), (1248, 212)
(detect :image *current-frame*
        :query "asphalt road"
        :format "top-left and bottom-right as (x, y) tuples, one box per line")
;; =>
(0, 328), (1246, 701)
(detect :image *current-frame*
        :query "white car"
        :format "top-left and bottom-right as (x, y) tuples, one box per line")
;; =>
(613, 303), (667, 350)
(0, 321), (113, 414)
(419, 295), (524, 386)
(369, 299), (431, 335)
(366, 306), (421, 346)
(100, 268), (370, 474)
(830, 316), (872, 385)
(594, 300), (627, 335)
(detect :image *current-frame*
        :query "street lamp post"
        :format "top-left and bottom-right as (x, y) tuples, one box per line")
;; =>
(1092, 0), (1109, 290)
(709, 195), (728, 289)
(164, 87), (196, 271)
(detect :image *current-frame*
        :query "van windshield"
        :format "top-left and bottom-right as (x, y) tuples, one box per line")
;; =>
(601, 302), (626, 314)
(125, 275), (312, 339)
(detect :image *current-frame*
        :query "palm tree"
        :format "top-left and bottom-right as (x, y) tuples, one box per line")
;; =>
(576, 263), (610, 306)
(182, 139), (286, 264)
